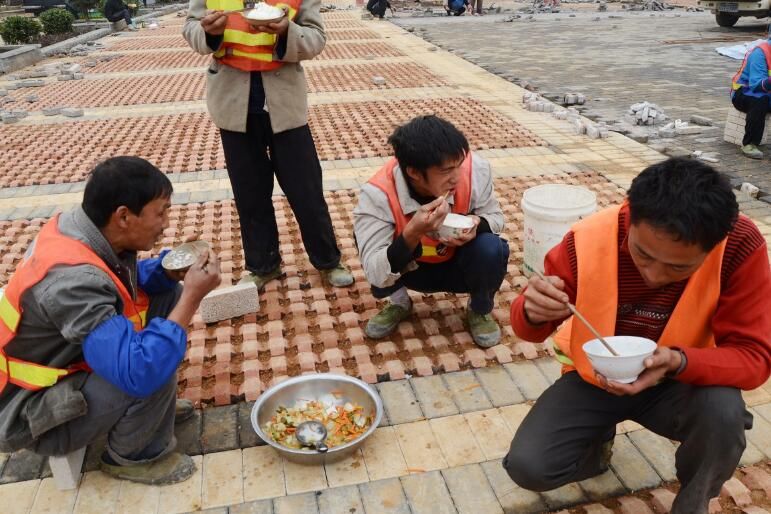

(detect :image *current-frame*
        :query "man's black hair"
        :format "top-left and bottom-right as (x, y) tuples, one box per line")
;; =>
(388, 115), (469, 177)
(83, 156), (173, 228)
(627, 157), (738, 251)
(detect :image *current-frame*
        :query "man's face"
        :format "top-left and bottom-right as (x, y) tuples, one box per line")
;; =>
(627, 221), (709, 289)
(122, 196), (171, 252)
(406, 154), (465, 199)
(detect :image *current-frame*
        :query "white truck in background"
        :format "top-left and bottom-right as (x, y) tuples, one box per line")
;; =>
(698, 0), (770, 27)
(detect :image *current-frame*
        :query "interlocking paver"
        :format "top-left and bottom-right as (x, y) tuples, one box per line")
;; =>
(394, 420), (447, 473)
(609, 435), (662, 492)
(473, 366), (525, 407)
(228, 499), (273, 514)
(29, 476), (78, 514)
(360, 426), (409, 482)
(0, 448), (46, 484)
(627, 429), (677, 483)
(324, 449), (370, 488)
(430, 415), (485, 467)
(747, 408), (771, 459)
(579, 470), (626, 501)
(201, 404), (239, 453)
(410, 375), (460, 418)
(533, 356), (562, 384)
(157, 455), (203, 514)
(498, 403), (531, 435)
(400, 470), (458, 514)
(540, 482), (587, 510)
(443, 463), (503, 514)
(376, 380), (423, 425)
(464, 409), (514, 460)
(443, 370), (493, 413)
(283, 458), (328, 495)
(358, 478), (411, 514)
(242, 446), (285, 502)
(317, 484), (364, 514)
(202, 449), (244, 509)
(481, 459), (547, 514)
(73, 472), (121, 514)
(115, 481), (161, 514)
(0, 478), (39, 514)
(504, 361), (551, 401)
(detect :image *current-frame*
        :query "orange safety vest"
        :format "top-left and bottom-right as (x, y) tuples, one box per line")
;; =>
(552, 204), (726, 388)
(205, 0), (302, 72)
(368, 154), (473, 264)
(0, 216), (148, 393)
(732, 41), (771, 92)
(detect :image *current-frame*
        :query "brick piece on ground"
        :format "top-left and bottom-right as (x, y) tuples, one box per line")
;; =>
(426, 335), (450, 352)
(617, 496), (655, 514)
(400, 470), (457, 514)
(383, 359), (407, 380)
(709, 498), (722, 513)
(358, 478), (411, 514)
(474, 366), (525, 407)
(504, 361), (551, 400)
(412, 375), (459, 418)
(237, 401), (264, 448)
(411, 355), (433, 376)
(481, 459), (547, 513)
(376, 380), (423, 425)
(485, 344), (514, 363)
(201, 405), (239, 453)
(317, 484), (364, 514)
(443, 369), (493, 413)
(200, 282), (259, 323)
(610, 434), (662, 491)
(463, 348), (488, 368)
(721, 477), (752, 507)
(742, 507), (771, 514)
(436, 352), (461, 372)
(741, 466), (771, 496)
(649, 487), (676, 513)
(443, 463), (504, 514)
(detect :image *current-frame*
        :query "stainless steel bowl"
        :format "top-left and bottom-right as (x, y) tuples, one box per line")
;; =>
(251, 373), (383, 465)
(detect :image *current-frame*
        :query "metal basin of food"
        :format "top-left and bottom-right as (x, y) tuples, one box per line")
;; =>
(251, 373), (383, 465)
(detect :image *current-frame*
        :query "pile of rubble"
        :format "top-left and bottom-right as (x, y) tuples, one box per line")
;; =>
(522, 93), (608, 139)
(625, 101), (668, 126)
(68, 40), (105, 57)
(622, 0), (672, 10)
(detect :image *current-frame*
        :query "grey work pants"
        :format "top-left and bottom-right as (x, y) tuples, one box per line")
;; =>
(502, 372), (752, 514)
(34, 286), (182, 465)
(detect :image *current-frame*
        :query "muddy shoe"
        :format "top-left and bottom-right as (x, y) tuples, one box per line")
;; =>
(365, 302), (411, 339)
(238, 266), (282, 290)
(741, 144), (764, 160)
(100, 452), (196, 485)
(320, 263), (354, 287)
(467, 304), (501, 348)
(174, 399), (195, 424)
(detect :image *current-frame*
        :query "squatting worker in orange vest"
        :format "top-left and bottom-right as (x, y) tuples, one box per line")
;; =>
(353, 116), (509, 348)
(730, 26), (771, 160)
(504, 157), (771, 514)
(183, 0), (354, 290)
(0, 157), (221, 485)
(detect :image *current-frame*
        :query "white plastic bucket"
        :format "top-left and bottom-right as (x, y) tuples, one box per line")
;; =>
(521, 184), (597, 276)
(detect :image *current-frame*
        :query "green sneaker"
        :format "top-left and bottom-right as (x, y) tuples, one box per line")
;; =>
(100, 452), (196, 485)
(174, 399), (195, 424)
(741, 144), (764, 160)
(320, 263), (354, 288)
(365, 302), (411, 339)
(466, 302), (501, 348)
(238, 266), (282, 289)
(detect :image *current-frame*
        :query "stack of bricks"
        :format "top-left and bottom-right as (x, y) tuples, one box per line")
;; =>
(724, 108), (771, 146)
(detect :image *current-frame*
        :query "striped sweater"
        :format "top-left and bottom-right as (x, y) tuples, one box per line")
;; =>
(510, 205), (771, 390)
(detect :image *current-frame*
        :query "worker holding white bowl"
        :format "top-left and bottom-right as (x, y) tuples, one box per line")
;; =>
(505, 157), (771, 514)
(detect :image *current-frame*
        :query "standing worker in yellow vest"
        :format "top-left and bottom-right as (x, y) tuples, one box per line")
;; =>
(504, 158), (771, 514)
(354, 116), (509, 348)
(0, 157), (222, 485)
(730, 30), (771, 160)
(183, 0), (354, 290)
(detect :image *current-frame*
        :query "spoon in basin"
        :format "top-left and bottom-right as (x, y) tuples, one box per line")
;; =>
(295, 421), (329, 453)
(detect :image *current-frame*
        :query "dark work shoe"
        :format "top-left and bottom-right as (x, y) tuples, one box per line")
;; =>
(238, 266), (282, 290)
(365, 302), (411, 339)
(466, 300), (501, 348)
(174, 399), (195, 424)
(320, 263), (354, 288)
(100, 452), (196, 485)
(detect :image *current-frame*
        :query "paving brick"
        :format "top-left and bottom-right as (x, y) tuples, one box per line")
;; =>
(376, 380), (423, 425)
(361, 426), (408, 482)
(238, 401), (265, 448)
(443, 370), (493, 413)
(464, 409), (514, 460)
(358, 478), (411, 514)
(0, 449), (45, 484)
(430, 415), (485, 467)
(627, 430), (677, 482)
(722, 477), (753, 507)
(617, 496), (655, 514)
(400, 470), (457, 514)
(504, 361), (551, 400)
(534, 356), (562, 384)
(29, 477), (77, 514)
(474, 366), (525, 407)
(742, 507), (771, 514)
(740, 440), (766, 467)
(610, 435), (662, 491)
(283, 459), (327, 495)
(746, 408), (771, 458)
(394, 420), (447, 473)
(242, 446), (285, 502)
(584, 504), (615, 514)
(74, 470), (121, 514)
(175, 409), (203, 456)
(317, 484), (364, 514)
(740, 466), (771, 496)
(325, 449), (369, 488)
(0, 479), (39, 514)
(411, 375), (459, 418)
(274, 492), (319, 514)
(443, 463), (504, 514)
(481, 459), (547, 514)
(649, 487), (676, 513)
(498, 404), (532, 434)
(541, 482), (587, 510)
(202, 449), (244, 509)
(579, 470), (626, 501)
(201, 404), (239, 453)
(158, 455), (204, 513)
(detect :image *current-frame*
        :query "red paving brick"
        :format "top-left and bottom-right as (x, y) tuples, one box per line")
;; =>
(315, 41), (405, 60)
(305, 62), (447, 92)
(83, 51), (210, 73)
(104, 35), (189, 50)
(326, 28), (380, 40)
(0, 173), (625, 406)
(323, 19), (363, 29)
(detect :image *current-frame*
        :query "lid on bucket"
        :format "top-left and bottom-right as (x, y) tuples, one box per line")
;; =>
(521, 184), (597, 222)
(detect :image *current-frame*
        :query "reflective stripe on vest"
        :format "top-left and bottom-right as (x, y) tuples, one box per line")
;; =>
(205, 0), (302, 72)
(552, 204), (725, 388)
(368, 154), (473, 264)
(0, 216), (149, 392)
(732, 41), (771, 91)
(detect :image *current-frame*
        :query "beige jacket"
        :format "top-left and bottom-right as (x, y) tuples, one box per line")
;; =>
(183, 0), (326, 134)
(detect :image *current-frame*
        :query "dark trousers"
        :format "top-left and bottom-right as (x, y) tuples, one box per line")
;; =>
(371, 232), (509, 314)
(107, 8), (132, 24)
(732, 88), (770, 146)
(220, 113), (341, 275)
(34, 287), (182, 465)
(502, 372), (752, 514)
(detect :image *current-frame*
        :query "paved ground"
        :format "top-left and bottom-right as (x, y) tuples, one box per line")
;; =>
(392, 9), (771, 197)
(0, 4), (771, 514)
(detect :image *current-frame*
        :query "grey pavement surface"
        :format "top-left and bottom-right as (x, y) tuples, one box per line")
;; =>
(394, 11), (771, 198)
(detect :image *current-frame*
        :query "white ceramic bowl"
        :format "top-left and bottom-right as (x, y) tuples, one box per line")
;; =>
(582, 336), (658, 383)
(433, 213), (475, 240)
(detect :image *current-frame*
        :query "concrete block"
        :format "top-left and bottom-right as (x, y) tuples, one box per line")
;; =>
(200, 282), (259, 323)
(442, 464), (504, 513)
(504, 361), (551, 400)
(410, 375), (459, 418)
(42, 107), (62, 116)
(48, 447), (86, 490)
(675, 125), (702, 136)
(61, 108), (84, 118)
(24, 94), (38, 103)
(57, 74), (74, 81)
(627, 430), (677, 482)
(741, 182), (760, 198)
(443, 370), (493, 413)
(690, 114), (713, 126)
(19, 79), (44, 88)
(372, 76), (386, 86)
(72, 73), (84, 80)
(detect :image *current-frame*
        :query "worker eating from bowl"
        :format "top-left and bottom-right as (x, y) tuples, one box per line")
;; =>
(353, 115), (509, 348)
(504, 157), (771, 514)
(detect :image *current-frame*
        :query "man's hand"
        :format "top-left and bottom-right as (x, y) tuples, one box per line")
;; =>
(441, 215), (480, 247)
(182, 250), (221, 302)
(250, 8), (289, 36)
(522, 274), (571, 324)
(402, 196), (450, 248)
(201, 9), (228, 35)
(597, 347), (682, 396)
